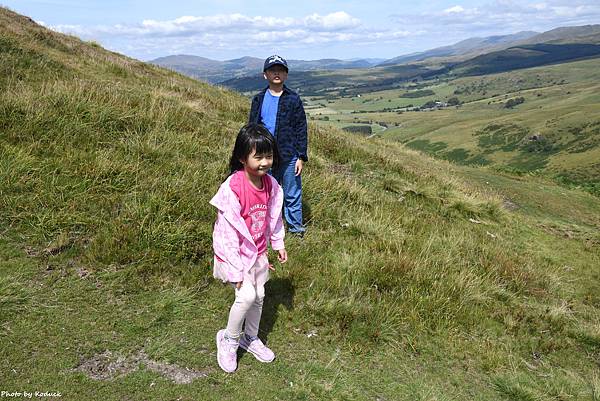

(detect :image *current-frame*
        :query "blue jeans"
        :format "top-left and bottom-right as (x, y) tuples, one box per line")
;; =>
(272, 158), (305, 233)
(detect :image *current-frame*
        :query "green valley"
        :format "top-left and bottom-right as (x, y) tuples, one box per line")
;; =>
(306, 58), (600, 195)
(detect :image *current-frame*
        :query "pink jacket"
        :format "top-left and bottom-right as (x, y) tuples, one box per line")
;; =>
(210, 173), (285, 283)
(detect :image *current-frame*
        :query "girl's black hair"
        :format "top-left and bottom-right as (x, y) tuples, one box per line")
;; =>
(229, 123), (281, 175)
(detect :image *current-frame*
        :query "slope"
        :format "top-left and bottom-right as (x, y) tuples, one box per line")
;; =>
(520, 24), (600, 45)
(378, 31), (539, 66)
(453, 43), (600, 76)
(378, 25), (600, 68)
(358, 58), (600, 193)
(1, 7), (600, 401)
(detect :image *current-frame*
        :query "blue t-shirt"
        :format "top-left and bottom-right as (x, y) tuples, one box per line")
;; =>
(260, 90), (280, 136)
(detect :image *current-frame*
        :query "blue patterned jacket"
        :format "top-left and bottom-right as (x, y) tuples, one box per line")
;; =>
(249, 85), (308, 162)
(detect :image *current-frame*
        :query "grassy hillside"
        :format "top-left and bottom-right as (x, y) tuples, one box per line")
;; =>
(1, 7), (600, 401)
(521, 25), (600, 45)
(454, 43), (600, 76)
(378, 31), (540, 66)
(307, 58), (600, 195)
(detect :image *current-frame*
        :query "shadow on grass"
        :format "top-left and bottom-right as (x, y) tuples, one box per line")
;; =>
(237, 277), (295, 361)
(259, 277), (295, 343)
(302, 200), (312, 226)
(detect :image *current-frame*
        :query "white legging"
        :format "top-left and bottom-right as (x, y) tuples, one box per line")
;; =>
(225, 255), (269, 339)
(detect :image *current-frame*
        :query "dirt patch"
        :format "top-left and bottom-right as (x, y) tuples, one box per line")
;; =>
(73, 351), (137, 381)
(73, 350), (209, 384)
(502, 198), (519, 211)
(329, 163), (353, 178)
(538, 223), (600, 248)
(23, 246), (39, 257)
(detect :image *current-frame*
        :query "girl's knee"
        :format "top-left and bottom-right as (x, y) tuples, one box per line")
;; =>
(236, 284), (257, 306)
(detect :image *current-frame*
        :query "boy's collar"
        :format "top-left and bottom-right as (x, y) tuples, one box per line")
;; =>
(262, 84), (290, 95)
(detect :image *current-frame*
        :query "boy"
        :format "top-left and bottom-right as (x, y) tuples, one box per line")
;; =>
(249, 55), (308, 236)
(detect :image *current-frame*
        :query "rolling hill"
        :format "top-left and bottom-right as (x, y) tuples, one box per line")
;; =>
(305, 56), (600, 195)
(378, 31), (539, 66)
(520, 24), (600, 45)
(150, 54), (381, 84)
(453, 43), (600, 76)
(1, 6), (600, 401)
(378, 24), (600, 68)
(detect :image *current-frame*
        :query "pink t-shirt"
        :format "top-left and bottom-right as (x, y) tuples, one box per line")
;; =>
(230, 170), (271, 255)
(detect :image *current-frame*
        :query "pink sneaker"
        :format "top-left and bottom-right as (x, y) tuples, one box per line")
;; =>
(239, 335), (275, 363)
(216, 329), (238, 373)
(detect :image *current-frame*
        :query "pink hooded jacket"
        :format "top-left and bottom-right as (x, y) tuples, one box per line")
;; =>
(210, 173), (285, 283)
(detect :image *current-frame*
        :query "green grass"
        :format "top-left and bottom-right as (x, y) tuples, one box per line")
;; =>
(306, 58), (600, 194)
(2, 6), (600, 400)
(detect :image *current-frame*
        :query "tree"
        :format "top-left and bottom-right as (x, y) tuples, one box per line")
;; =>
(420, 100), (437, 110)
(504, 97), (525, 109)
(447, 97), (460, 106)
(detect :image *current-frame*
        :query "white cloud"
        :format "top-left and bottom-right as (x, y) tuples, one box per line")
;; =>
(47, 11), (418, 59)
(51, 11), (363, 38)
(391, 0), (600, 34)
(444, 5), (466, 14)
(304, 11), (361, 30)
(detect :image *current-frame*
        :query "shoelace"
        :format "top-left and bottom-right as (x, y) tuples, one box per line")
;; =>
(223, 339), (238, 355)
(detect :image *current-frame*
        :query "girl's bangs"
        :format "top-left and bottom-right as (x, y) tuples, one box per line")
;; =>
(250, 135), (275, 156)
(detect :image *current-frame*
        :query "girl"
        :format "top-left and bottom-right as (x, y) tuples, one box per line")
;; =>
(210, 123), (288, 373)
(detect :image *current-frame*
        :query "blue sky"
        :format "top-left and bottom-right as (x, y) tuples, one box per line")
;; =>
(2, 0), (599, 61)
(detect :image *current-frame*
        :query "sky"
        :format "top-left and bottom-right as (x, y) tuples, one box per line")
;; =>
(2, 0), (599, 61)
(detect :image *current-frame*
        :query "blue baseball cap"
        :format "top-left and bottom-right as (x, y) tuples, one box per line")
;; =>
(263, 55), (288, 72)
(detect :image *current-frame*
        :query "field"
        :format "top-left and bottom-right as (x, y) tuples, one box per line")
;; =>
(2, 7), (600, 401)
(305, 58), (600, 194)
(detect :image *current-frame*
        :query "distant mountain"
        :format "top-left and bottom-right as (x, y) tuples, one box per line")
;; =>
(519, 25), (600, 45)
(149, 55), (381, 84)
(222, 41), (600, 95)
(288, 58), (369, 70)
(379, 25), (600, 67)
(221, 63), (438, 95)
(224, 56), (264, 71)
(453, 43), (600, 76)
(378, 31), (539, 66)
(349, 57), (387, 64)
(151, 55), (222, 69)
(150, 55), (262, 83)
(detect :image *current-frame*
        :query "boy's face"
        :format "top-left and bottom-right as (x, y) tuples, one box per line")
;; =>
(263, 65), (288, 86)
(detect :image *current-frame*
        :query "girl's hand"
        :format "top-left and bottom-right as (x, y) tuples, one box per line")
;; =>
(235, 282), (242, 289)
(277, 249), (288, 263)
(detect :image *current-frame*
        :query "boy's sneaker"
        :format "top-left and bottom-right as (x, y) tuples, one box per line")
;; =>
(239, 335), (275, 363)
(216, 329), (238, 373)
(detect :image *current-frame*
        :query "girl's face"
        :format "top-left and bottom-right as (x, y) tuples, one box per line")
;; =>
(242, 148), (273, 177)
